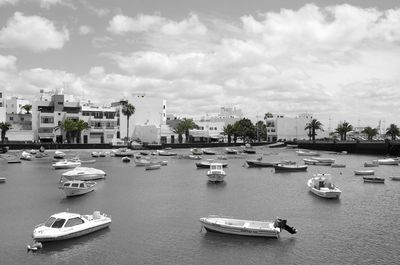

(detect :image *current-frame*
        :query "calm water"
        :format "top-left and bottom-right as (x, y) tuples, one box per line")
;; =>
(1, 147), (399, 265)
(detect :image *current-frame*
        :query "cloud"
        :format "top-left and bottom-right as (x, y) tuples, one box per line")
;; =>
(37, 0), (75, 9)
(0, 12), (69, 52)
(0, 54), (17, 71)
(79, 25), (93, 35)
(0, 0), (18, 6)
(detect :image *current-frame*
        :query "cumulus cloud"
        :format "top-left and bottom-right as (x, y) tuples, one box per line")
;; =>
(0, 54), (17, 71)
(0, 0), (19, 6)
(0, 12), (69, 52)
(79, 25), (93, 35)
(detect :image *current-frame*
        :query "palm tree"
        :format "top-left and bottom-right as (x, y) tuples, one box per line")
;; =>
(121, 101), (135, 142)
(55, 119), (77, 143)
(179, 118), (199, 143)
(304, 119), (323, 142)
(222, 124), (235, 143)
(386, 124), (400, 140)
(361, 126), (378, 141)
(335, 122), (353, 141)
(172, 123), (185, 144)
(21, 104), (32, 114)
(255, 121), (267, 142)
(0, 122), (12, 143)
(74, 120), (90, 143)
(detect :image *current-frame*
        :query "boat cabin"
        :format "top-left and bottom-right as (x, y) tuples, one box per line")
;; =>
(43, 212), (86, 229)
(209, 163), (224, 173)
(62, 181), (87, 189)
(312, 175), (333, 190)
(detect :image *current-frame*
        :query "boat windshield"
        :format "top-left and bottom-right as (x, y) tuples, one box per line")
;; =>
(44, 217), (56, 227)
(51, 218), (66, 228)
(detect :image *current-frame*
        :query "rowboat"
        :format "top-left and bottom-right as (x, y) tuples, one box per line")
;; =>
(363, 177), (385, 183)
(389, 176), (400, 181)
(354, 170), (375, 175)
(303, 158), (332, 166)
(200, 216), (297, 238)
(274, 164), (308, 172)
(376, 158), (399, 165)
(296, 150), (320, 156)
(145, 163), (161, 170)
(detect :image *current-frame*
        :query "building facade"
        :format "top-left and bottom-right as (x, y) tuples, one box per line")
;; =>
(0, 90), (5, 122)
(265, 113), (315, 142)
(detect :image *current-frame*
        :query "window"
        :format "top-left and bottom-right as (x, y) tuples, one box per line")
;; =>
(63, 183), (70, 187)
(41, 117), (54, 124)
(0, 103), (2, 107)
(71, 183), (79, 188)
(64, 217), (84, 227)
(20, 117), (24, 121)
(0, 92), (2, 98)
(44, 217), (56, 227)
(9, 116), (13, 121)
(79, 183), (85, 188)
(51, 218), (66, 228)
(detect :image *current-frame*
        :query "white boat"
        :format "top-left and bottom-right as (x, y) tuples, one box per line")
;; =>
(296, 150), (320, 156)
(200, 216), (297, 238)
(59, 180), (96, 197)
(32, 211), (111, 242)
(157, 150), (177, 156)
(0, 177), (6, 183)
(62, 167), (106, 180)
(376, 158), (399, 165)
(189, 155), (202, 160)
(134, 158), (150, 166)
(21, 151), (33, 160)
(311, 157), (335, 164)
(145, 163), (161, 170)
(191, 148), (203, 155)
(303, 158), (332, 166)
(202, 148), (217, 155)
(91, 152), (99, 157)
(114, 148), (135, 157)
(54, 150), (66, 159)
(196, 160), (228, 168)
(207, 163), (226, 182)
(225, 148), (239, 154)
(389, 176), (400, 181)
(354, 170), (375, 175)
(121, 156), (131, 163)
(52, 160), (81, 169)
(331, 163), (346, 168)
(307, 174), (342, 199)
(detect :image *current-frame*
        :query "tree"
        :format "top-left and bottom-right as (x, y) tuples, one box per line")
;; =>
(361, 126), (378, 141)
(386, 124), (400, 140)
(74, 119), (90, 143)
(55, 119), (77, 143)
(0, 122), (12, 143)
(255, 121), (267, 142)
(22, 104), (32, 114)
(234, 118), (256, 143)
(121, 101), (135, 142)
(178, 118), (199, 143)
(222, 124), (235, 143)
(335, 122), (353, 141)
(172, 123), (185, 144)
(304, 119), (324, 142)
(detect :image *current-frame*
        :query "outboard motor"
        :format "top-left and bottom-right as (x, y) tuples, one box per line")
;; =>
(274, 218), (297, 234)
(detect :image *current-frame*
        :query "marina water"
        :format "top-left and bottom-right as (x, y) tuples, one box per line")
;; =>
(0, 147), (399, 264)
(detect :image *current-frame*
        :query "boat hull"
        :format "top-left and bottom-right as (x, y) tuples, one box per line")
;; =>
(274, 165), (308, 172)
(307, 178), (341, 199)
(363, 177), (385, 183)
(246, 160), (277, 167)
(200, 218), (280, 238)
(354, 170), (375, 175)
(207, 173), (225, 182)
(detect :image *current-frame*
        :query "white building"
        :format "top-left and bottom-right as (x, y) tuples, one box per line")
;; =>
(265, 113), (325, 142)
(6, 97), (31, 114)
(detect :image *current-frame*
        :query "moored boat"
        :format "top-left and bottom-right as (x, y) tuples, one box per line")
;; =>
(376, 158), (399, 165)
(54, 151), (66, 159)
(207, 163), (226, 182)
(121, 156), (131, 163)
(354, 170), (375, 175)
(331, 163), (346, 168)
(32, 211), (111, 242)
(225, 148), (240, 155)
(190, 148), (203, 155)
(307, 174), (341, 199)
(21, 151), (33, 160)
(91, 152), (99, 157)
(199, 216), (297, 238)
(114, 148), (135, 157)
(303, 158), (332, 166)
(364, 161), (379, 167)
(0, 177), (6, 183)
(157, 150), (177, 156)
(62, 167), (106, 180)
(202, 148), (217, 155)
(363, 177), (385, 183)
(274, 163), (308, 172)
(52, 160), (81, 169)
(245, 157), (278, 167)
(59, 180), (96, 197)
(145, 163), (161, 170)
(296, 150), (320, 156)
(389, 176), (400, 181)
(196, 160), (228, 168)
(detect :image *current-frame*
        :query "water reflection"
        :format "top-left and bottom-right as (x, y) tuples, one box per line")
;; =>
(206, 181), (227, 188)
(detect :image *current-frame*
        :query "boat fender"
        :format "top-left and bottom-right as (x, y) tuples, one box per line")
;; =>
(27, 241), (43, 252)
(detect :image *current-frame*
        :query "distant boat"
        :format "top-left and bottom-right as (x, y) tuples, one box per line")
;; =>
(246, 159), (279, 168)
(274, 164), (308, 172)
(286, 144), (298, 149)
(52, 160), (81, 169)
(59, 180), (96, 197)
(307, 174), (341, 199)
(200, 216), (297, 238)
(331, 163), (346, 168)
(354, 170), (375, 175)
(268, 142), (285, 148)
(134, 158), (150, 166)
(145, 163), (161, 170)
(202, 148), (217, 155)
(91, 152), (99, 157)
(225, 148), (240, 154)
(190, 148), (203, 155)
(363, 177), (385, 183)
(196, 160), (228, 169)
(303, 158), (332, 166)
(296, 150), (320, 156)
(62, 167), (106, 181)
(21, 151), (33, 161)
(207, 163), (226, 182)
(157, 150), (177, 156)
(114, 148), (135, 157)
(121, 156), (131, 163)
(54, 150), (66, 159)
(242, 144), (256, 154)
(389, 176), (400, 181)
(0, 177), (6, 183)
(376, 158), (399, 165)
(364, 161), (379, 167)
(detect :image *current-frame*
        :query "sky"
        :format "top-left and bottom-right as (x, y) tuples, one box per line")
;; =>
(1, 0), (400, 131)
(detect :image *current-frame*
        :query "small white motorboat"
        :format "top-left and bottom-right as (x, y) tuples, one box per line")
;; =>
(59, 180), (96, 197)
(202, 148), (217, 155)
(200, 216), (297, 238)
(52, 160), (81, 169)
(376, 158), (399, 165)
(389, 176), (400, 181)
(32, 211), (111, 242)
(207, 163), (226, 182)
(62, 167), (106, 180)
(354, 170), (375, 175)
(307, 174), (341, 199)
(296, 150), (320, 156)
(54, 150), (66, 159)
(303, 158), (332, 166)
(311, 157), (335, 164)
(157, 150), (177, 156)
(21, 151), (33, 161)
